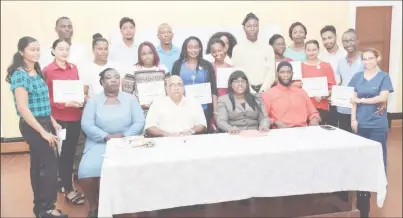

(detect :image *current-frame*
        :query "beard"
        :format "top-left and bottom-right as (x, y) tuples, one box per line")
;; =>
(278, 78), (292, 87)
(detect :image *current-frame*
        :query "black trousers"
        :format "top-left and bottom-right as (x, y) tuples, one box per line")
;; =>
(317, 109), (329, 125)
(327, 106), (339, 127)
(338, 113), (352, 133)
(19, 117), (57, 212)
(56, 120), (81, 192)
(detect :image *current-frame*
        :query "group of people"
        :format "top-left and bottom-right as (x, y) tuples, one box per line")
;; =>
(6, 11), (393, 218)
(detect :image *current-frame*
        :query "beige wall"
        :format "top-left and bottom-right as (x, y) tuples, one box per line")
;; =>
(0, 1), (352, 138)
(398, 47), (402, 112)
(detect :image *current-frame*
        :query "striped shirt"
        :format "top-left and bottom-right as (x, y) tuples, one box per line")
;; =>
(10, 70), (51, 117)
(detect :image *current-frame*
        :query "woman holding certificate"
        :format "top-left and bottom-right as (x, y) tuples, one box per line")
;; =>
(209, 38), (233, 97)
(132, 41), (169, 112)
(349, 48), (393, 218)
(133, 41), (169, 74)
(171, 36), (218, 132)
(216, 70), (270, 134)
(78, 68), (145, 217)
(301, 40), (336, 124)
(6, 37), (67, 218)
(42, 39), (85, 205)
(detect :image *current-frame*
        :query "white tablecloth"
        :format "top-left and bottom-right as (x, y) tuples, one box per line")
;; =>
(98, 126), (387, 217)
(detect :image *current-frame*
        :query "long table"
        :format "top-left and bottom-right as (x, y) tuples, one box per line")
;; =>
(98, 126), (387, 217)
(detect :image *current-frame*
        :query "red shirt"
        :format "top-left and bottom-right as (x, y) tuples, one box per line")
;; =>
(43, 60), (82, 121)
(301, 62), (336, 111)
(261, 84), (320, 128)
(213, 63), (233, 97)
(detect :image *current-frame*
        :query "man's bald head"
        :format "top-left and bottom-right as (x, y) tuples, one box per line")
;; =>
(166, 75), (182, 84)
(166, 75), (184, 97)
(157, 23), (174, 45)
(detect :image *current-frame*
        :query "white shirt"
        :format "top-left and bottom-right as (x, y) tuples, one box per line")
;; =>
(204, 54), (233, 65)
(79, 61), (123, 97)
(145, 96), (207, 132)
(39, 42), (90, 70)
(231, 39), (275, 92)
(319, 47), (347, 85)
(108, 40), (138, 75)
(132, 64), (169, 74)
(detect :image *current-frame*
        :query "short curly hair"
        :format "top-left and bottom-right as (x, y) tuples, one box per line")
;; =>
(205, 32), (238, 58)
(288, 22), (307, 40)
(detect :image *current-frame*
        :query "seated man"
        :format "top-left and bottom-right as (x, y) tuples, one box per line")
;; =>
(261, 61), (320, 128)
(145, 75), (207, 136)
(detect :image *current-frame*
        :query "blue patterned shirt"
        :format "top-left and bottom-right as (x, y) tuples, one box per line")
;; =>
(10, 70), (51, 117)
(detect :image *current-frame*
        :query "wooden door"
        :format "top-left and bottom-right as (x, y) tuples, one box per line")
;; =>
(355, 6), (392, 72)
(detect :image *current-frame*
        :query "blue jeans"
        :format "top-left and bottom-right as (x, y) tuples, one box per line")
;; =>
(357, 127), (388, 174)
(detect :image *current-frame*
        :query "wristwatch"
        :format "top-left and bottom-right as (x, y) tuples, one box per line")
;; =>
(189, 129), (196, 135)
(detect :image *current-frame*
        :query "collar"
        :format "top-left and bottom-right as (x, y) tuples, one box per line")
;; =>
(344, 53), (362, 63)
(100, 91), (125, 103)
(275, 83), (293, 91)
(168, 95), (185, 106)
(48, 60), (73, 71)
(119, 39), (136, 48)
(157, 44), (179, 53)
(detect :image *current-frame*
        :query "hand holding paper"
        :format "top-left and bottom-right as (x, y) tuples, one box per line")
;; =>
(331, 86), (354, 108)
(53, 80), (84, 103)
(302, 77), (329, 97)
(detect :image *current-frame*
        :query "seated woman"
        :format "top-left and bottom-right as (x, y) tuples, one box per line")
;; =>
(78, 68), (145, 217)
(216, 70), (270, 134)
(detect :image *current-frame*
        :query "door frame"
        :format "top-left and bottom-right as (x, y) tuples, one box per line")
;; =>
(349, 1), (402, 113)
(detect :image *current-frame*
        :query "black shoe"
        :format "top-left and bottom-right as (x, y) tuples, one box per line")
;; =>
(39, 209), (68, 218)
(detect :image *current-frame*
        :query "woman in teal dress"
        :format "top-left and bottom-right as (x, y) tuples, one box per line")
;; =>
(78, 68), (145, 218)
(284, 22), (308, 61)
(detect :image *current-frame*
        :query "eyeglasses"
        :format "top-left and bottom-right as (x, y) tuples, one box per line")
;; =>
(168, 83), (183, 88)
(362, 57), (376, 62)
(232, 80), (247, 85)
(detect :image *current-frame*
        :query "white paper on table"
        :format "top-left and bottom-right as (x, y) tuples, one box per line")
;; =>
(185, 83), (212, 104)
(53, 80), (84, 103)
(56, 128), (66, 156)
(136, 81), (166, 105)
(290, 61), (302, 80)
(216, 68), (240, 88)
(302, 77), (329, 97)
(331, 86), (354, 108)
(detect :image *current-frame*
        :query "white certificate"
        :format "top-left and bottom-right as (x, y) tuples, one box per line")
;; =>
(331, 86), (354, 108)
(290, 61), (302, 80)
(53, 80), (84, 103)
(185, 83), (212, 105)
(302, 77), (329, 97)
(136, 81), (166, 105)
(216, 68), (240, 88)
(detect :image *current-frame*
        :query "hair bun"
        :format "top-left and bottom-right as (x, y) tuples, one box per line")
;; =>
(93, 33), (103, 40)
